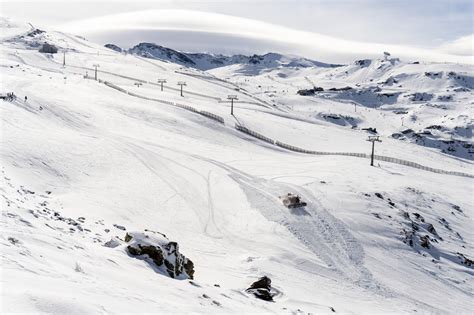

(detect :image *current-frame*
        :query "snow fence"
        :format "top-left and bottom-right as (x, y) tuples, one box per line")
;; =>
(99, 81), (224, 124)
(235, 124), (473, 178)
(235, 124), (276, 145)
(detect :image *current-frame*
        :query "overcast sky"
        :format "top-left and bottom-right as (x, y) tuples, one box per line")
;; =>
(1, 0), (473, 63)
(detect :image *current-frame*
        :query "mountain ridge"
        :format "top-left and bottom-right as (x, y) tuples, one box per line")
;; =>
(107, 42), (341, 71)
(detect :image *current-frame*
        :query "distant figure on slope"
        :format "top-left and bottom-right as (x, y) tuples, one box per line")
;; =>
(24, 96), (27, 102)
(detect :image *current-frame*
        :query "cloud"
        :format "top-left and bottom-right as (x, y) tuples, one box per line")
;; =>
(58, 9), (473, 64)
(437, 34), (473, 57)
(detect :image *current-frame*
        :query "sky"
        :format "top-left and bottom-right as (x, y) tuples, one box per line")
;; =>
(1, 0), (473, 63)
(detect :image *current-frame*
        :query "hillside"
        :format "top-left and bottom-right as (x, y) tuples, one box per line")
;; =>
(1, 19), (473, 314)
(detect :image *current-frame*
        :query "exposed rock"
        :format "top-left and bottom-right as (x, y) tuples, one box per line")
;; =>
(381, 76), (398, 85)
(456, 252), (473, 266)
(412, 212), (425, 222)
(128, 244), (164, 266)
(125, 231), (194, 280)
(297, 87), (324, 96)
(8, 237), (20, 245)
(329, 86), (353, 91)
(113, 224), (126, 230)
(354, 59), (371, 67)
(124, 233), (133, 242)
(425, 71), (442, 78)
(104, 237), (121, 248)
(246, 276), (276, 301)
(409, 92), (433, 102)
(437, 95), (453, 101)
(104, 44), (122, 52)
(184, 258), (195, 279)
(400, 211), (410, 220)
(426, 223), (438, 236)
(26, 29), (45, 37)
(374, 192), (384, 199)
(420, 235), (430, 248)
(402, 229), (415, 247)
(362, 127), (377, 134)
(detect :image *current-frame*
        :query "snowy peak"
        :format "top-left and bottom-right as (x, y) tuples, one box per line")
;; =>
(110, 42), (339, 70)
(128, 42), (196, 66)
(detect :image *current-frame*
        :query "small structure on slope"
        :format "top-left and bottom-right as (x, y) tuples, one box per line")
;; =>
(38, 43), (58, 54)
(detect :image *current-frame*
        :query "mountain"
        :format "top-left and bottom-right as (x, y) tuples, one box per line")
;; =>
(113, 42), (339, 71)
(2, 19), (473, 314)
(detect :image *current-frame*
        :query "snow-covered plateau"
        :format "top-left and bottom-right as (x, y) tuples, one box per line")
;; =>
(1, 18), (473, 314)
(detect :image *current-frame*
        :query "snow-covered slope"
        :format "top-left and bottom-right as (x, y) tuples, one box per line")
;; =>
(123, 42), (337, 71)
(1, 19), (473, 314)
(210, 57), (474, 160)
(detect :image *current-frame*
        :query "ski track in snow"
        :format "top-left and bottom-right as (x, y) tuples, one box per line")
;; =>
(109, 136), (390, 294)
(108, 138), (448, 311)
(2, 24), (473, 313)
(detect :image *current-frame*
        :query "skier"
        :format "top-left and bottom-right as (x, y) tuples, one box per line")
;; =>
(24, 96), (27, 102)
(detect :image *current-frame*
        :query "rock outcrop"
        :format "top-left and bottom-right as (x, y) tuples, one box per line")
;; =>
(246, 276), (276, 301)
(104, 44), (122, 52)
(121, 230), (195, 279)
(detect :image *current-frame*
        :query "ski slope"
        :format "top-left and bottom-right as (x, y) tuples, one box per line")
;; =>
(1, 19), (473, 314)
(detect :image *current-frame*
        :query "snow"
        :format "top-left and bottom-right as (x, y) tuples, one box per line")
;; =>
(1, 21), (473, 314)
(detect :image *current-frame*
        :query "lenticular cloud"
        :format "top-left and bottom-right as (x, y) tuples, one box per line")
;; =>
(58, 10), (472, 64)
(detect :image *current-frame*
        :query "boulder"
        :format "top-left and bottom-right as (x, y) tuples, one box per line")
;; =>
(420, 235), (431, 248)
(125, 231), (194, 279)
(246, 276), (276, 301)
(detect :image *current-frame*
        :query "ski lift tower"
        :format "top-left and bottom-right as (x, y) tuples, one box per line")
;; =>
(157, 79), (167, 91)
(228, 95), (238, 115)
(93, 64), (100, 81)
(177, 81), (186, 97)
(367, 135), (382, 166)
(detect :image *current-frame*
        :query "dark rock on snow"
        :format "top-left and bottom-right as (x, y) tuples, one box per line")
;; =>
(125, 231), (195, 280)
(246, 276), (276, 301)
(104, 44), (123, 52)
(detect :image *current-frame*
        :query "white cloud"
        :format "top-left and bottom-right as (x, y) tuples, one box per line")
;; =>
(58, 9), (473, 64)
(437, 34), (473, 57)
